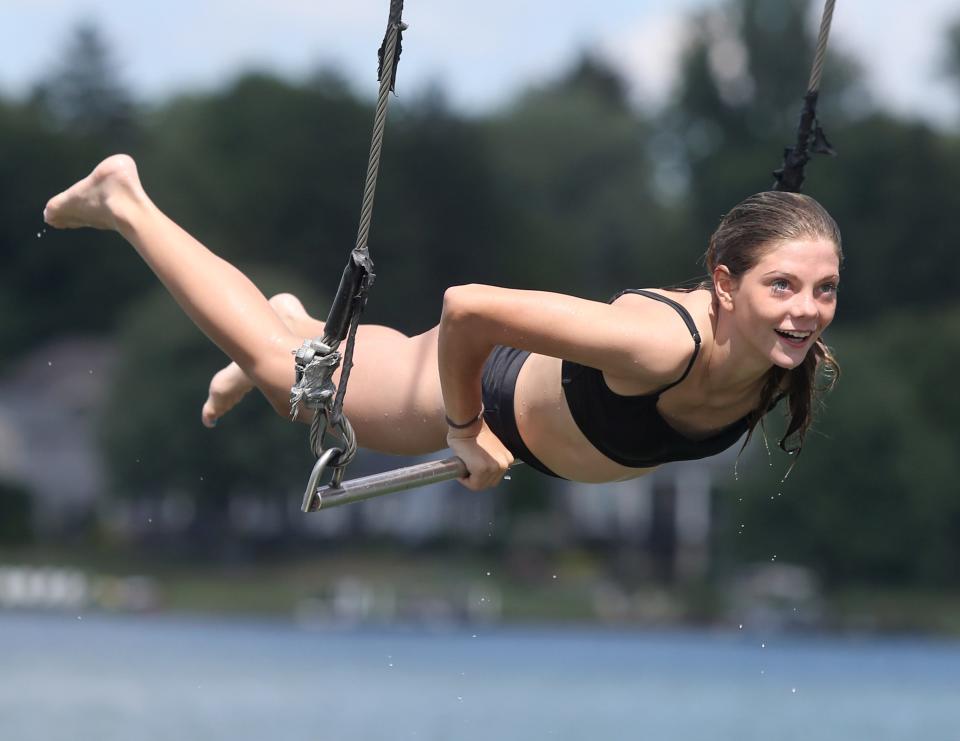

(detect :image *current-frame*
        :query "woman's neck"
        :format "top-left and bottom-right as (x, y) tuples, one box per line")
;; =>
(697, 302), (773, 401)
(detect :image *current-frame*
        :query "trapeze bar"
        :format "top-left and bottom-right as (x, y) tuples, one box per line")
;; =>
(302, 456), (469, 512)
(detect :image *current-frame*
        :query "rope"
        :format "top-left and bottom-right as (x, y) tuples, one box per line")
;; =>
(772, 0), (837, 192)
(292, 0), (406, 488)
(807, 0), (836, 94)
(355, 4), (405, 256)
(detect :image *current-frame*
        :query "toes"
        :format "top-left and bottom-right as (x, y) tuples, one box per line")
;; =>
(43, 197), (63, 228)
(269, 293), (308, 321)
(201, 399), (219, 428)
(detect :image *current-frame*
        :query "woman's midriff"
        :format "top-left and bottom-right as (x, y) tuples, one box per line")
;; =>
(513, 353), (655, 483)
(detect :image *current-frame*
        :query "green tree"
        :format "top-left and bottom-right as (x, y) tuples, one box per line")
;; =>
(666, 0), (865, 242)
(483, 54), (677, 299)
(0, 22), (149, 363)
(719, 308), (960, 586)
(30, 22), (137, 144)
(944, 18), (960, 95)
(0, 479), (33, 545)
(99, 277), (321, 550)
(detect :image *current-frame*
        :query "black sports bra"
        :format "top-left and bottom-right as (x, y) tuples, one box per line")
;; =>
(560, 289), (750, 468)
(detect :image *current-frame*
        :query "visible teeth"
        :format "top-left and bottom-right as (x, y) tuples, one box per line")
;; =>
(778, 330), (810, 340)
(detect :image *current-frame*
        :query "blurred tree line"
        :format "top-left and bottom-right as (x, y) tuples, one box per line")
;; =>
(1, 0), (959, 587)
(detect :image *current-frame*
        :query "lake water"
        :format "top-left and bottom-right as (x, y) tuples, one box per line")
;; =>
(1, 612), (957, 741)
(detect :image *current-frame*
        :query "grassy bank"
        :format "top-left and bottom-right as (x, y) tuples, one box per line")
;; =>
(2, 544), (959, 636)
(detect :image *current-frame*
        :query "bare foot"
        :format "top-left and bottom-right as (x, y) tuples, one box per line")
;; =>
(44, 154), (146, 231)
(202, 363), (255, 428)
(201, 293), (313, 427)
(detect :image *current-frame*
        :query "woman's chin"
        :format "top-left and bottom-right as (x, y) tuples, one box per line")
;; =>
(770, 348), (808, 370)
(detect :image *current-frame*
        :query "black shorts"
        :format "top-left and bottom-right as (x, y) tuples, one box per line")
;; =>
(481, 346), (562, 478)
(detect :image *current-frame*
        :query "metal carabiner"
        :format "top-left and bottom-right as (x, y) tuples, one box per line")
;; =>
(301, 447), (344, 513)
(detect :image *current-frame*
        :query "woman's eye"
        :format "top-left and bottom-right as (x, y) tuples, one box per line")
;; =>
(771, 279), (790, 293)
(819, 283), (838, 296)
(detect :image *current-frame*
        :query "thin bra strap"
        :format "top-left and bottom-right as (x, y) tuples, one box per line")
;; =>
(613, 288), (702, 392)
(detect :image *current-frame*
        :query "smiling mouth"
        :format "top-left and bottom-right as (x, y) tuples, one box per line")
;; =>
(775, 329), (814, 344)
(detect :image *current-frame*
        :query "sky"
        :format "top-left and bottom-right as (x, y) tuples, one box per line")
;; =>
(2, 0), (958, 128)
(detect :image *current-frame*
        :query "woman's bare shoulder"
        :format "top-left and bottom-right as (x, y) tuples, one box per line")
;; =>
(442, 283), (709, 387)
(605, 288), (713, 383)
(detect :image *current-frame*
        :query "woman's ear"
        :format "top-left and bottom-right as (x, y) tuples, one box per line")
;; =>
(713, 265), (737, 311)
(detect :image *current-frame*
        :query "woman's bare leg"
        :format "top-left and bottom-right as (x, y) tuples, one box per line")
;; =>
(202, 293), (309, 428)
(44, 155), (449, 455)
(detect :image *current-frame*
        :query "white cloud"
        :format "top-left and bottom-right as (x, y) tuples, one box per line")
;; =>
(600, 10), (695, 109)
(1, 0), (957, 126)
(831, 0), (959, 125)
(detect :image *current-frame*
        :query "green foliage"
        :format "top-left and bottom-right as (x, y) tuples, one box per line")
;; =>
(98, 279), (317, 518)
(2, 6), (960, 585)
(0, 479), (33, 545)
(668, 0), (867, 251)
(945, 18), (960, 90)
(807, 116), (960, 322)
(483, 55), (680, 298)
(720, 308), (960, 586)
(30, 22), (138, 144)
(0, 24), (148, 365)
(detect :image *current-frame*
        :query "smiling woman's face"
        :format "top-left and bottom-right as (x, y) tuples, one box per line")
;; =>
(728, 237), (841, 369)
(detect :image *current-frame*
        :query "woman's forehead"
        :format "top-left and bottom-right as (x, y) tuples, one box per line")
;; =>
(755, 238), (840, 274)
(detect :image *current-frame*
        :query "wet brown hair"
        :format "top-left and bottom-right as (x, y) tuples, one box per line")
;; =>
(704, 191), (842, 457)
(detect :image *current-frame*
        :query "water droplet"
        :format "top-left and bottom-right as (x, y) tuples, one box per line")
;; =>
(77, 615), (83, 621)
(738, 624), (743, 630)
(503, 474), (511, 481)
(791, 687), (797, 694)
(88, 369), (94, 375)
(148, 518), (152, 524)
(457, 696), (463, 702)
(761, 642), (766, 649)
(485, 572), (491, 577)
(471, 634), (477, 639)
(552, 574), (557, 580)
(47, 361), (53, 367)
(388, 663), (394, 668)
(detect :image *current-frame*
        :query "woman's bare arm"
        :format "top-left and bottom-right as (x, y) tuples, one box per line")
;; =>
(438, 283), (696, 424)
(436, 284), (698, 490)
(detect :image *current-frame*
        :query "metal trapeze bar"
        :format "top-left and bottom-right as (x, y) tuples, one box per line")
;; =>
(301, 457), (524, 512)
(302, 456), (469, 512)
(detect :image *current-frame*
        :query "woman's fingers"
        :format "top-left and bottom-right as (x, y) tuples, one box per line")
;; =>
(447, 425), (514, 491)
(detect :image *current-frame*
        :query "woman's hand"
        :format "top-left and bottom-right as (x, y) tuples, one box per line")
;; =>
(447, 421), (514, 491)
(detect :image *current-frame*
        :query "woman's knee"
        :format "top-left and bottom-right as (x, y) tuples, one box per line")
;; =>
(268, 293), (308, 322)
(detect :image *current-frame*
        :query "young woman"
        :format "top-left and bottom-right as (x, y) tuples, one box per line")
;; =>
(44, 154), (841, 491)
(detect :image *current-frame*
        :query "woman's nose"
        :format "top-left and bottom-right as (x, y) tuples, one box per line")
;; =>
(792, 292), (818, 320)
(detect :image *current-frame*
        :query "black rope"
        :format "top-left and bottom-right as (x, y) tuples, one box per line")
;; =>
(772, 0), (837, 193)
(772, 90), (836, 193)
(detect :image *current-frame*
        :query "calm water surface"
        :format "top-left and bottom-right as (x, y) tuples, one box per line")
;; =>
(1, 612), (958, 741)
